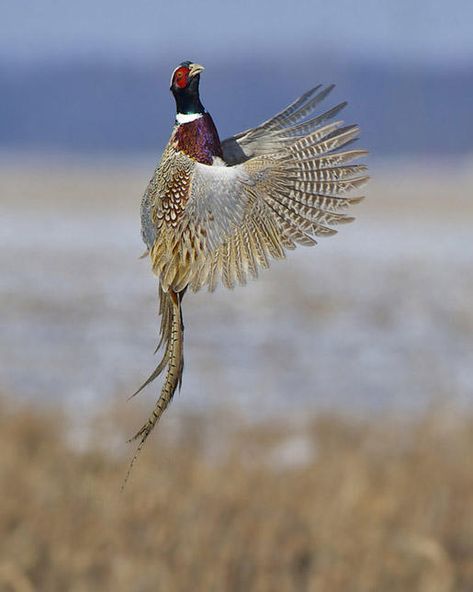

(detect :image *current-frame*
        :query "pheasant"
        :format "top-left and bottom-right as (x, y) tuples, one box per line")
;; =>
(126, 60), (368, 480)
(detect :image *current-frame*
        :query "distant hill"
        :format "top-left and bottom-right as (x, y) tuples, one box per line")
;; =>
(1, 58), (472, 157)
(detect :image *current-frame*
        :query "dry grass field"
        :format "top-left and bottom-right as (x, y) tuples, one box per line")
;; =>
(0, 395), (472, 592)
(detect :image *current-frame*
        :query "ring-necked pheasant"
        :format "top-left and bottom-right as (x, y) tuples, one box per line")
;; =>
(126, 60), (368, 481)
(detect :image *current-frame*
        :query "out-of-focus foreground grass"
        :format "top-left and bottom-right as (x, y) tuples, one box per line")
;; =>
(0, 396), (472, 592)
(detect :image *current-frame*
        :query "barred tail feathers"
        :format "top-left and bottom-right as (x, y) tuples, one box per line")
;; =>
(123, 288), (184, 488)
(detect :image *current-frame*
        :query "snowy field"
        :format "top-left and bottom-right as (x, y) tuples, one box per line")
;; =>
(1, 156), (472, 420)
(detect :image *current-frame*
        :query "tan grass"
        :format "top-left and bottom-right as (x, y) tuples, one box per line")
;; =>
(0, 396), (472, 591)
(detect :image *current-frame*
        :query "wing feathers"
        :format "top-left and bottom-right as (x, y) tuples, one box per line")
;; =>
(269, 102), (348, 140)
(261, 84), (336, 134)
(230, 84), (323, 141)
(222, 85), (342, 165)
(153, 84), (367, 292)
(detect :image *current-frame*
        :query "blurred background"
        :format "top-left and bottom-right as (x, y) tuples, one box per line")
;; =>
(1, 1), (472, 590)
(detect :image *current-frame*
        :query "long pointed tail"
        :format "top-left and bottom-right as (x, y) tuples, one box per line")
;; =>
(122, 287), (184, 488)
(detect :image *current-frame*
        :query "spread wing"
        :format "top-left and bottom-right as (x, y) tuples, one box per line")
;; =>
(222, 84), (347, 164)
(152, 85), (368, 293)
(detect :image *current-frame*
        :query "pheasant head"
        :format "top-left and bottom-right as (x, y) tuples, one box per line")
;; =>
(170, 61), (206, 120)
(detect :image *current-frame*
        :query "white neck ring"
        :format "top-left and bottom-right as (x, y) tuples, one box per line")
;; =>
(176, 112), (203, 124)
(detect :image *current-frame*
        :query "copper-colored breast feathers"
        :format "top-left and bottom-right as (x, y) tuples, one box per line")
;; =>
(173, 113), (223, 164)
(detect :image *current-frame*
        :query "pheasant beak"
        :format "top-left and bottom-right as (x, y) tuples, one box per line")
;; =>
(188, 63), (205, 78)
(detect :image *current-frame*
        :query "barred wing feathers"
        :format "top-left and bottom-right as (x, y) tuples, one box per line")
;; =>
(222, 84), (348, 164)
(176, 100), (367, 292)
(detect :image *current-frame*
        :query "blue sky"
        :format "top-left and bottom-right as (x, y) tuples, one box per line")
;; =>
(3, 0), (473, 66)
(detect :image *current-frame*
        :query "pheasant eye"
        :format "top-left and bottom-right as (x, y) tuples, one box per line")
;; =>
(174, 67), (189, 89)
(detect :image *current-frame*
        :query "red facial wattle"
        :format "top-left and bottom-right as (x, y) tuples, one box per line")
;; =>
(174, 67), (189, 89)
